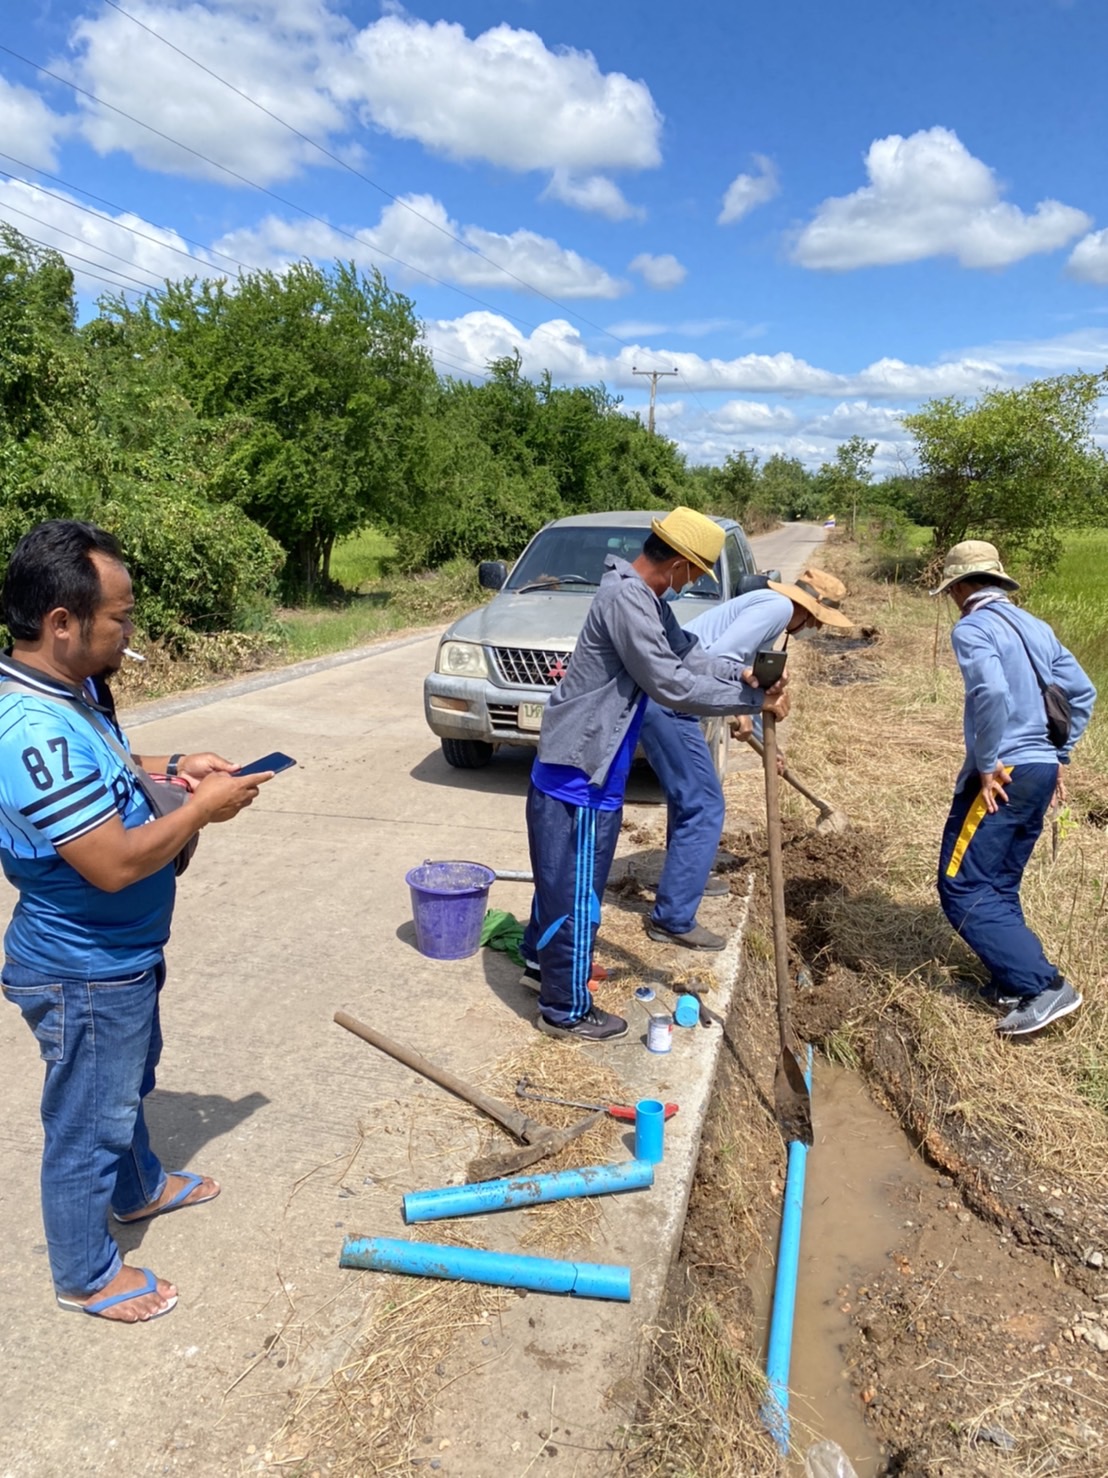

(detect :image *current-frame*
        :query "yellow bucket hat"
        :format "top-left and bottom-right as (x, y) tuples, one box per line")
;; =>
(650, 507), (725, 579)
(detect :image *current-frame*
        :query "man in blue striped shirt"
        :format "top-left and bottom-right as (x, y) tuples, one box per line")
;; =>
(0, 521), (269, 1322)
(934, 540), (1096, 1037)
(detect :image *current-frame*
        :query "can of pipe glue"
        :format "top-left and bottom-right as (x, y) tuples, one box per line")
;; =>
(647, 1013), (673, 1053)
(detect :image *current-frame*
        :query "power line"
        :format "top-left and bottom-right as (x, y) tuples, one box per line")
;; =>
(0, 149), (251, 275)
(0, 43), (553, 338)
(66, 4), (697, 381)
(0, 199), (176, 287)
(12, 229), (167, 293)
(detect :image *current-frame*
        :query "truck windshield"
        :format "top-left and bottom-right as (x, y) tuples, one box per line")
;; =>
(506, 525), (721, 596)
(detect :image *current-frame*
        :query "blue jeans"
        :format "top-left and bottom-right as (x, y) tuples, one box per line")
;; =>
(937, 763), (1059, 999)
(2, 958), (168, 1297)
(522, 786), (623, 1024)
(639, 704), (725, 935)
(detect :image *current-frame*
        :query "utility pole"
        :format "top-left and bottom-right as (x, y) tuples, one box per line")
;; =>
(632, 365), (678, 434)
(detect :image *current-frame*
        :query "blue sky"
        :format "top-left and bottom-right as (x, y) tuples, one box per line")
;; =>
(3, 0), (1107, 471)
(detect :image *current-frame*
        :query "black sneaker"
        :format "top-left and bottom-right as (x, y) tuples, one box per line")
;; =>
(645, 920), (726, 951)
(535, 1007), (629, 1043)
(519, 965), (542, 993)
(996, 979), (1082, 1037)
(978, 982), (1022, 1010)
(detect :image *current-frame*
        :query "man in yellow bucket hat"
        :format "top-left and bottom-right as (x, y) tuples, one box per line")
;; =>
(521, 507), (789, 1042)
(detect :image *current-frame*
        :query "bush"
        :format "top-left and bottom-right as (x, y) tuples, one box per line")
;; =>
(101, 490), (284, 643)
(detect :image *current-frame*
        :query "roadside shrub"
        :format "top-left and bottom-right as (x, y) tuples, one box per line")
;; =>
(102, 490), (284, 643)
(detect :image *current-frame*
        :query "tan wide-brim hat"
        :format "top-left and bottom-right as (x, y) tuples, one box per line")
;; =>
(767, 571), (854, 629)
(931, 539), (1020, 597)
(650, 506), (725, 579)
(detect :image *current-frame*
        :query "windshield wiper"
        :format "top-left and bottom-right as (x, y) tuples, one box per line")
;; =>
(513, 575), (597, 593)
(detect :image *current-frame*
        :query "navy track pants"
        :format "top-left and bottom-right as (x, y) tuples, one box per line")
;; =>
(522, 785), (623, 1025)
(936, 762), (1060, 999)
(639, 703), (725, 935)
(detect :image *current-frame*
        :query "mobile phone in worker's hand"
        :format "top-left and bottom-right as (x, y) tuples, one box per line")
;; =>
(233, 751), (296, 778)
(751, 648), (787, 688)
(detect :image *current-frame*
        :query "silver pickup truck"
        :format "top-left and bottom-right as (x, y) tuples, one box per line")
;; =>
(423, 509), (769, 777)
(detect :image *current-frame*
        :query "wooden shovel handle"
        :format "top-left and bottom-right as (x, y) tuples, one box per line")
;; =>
(745, 732), (833, 815)
(761, 715), (793, 1056)
(334, 1010), (536, 1143)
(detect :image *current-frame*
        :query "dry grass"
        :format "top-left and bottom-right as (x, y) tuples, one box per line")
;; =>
(785, 542), (1108, 1186)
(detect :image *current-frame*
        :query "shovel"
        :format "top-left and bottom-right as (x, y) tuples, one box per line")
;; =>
(334, 1011), (603, 1182)
(760, 714), (814, 1147)
(744, 733), (849, 835)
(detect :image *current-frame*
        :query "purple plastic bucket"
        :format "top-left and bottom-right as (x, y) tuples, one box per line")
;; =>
(405, 861), (496, 961)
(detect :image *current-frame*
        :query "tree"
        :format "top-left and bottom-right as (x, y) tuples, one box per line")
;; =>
(904, 373), (1108, 570)
(814, 434), (876, 534)
(758, 454), (818, 519)
(102, 260), (437, 595)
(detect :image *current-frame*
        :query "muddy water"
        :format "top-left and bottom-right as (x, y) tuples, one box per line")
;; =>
(752, 1059), (934, 1474)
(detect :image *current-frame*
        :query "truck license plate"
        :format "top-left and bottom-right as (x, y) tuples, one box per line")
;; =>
(518, 702), (544, 732)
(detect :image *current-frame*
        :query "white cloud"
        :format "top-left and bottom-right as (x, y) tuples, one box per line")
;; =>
(792, 127), (1091, 270)
(0, 76), (71, 171)
(216, 194), (627, 298)
(608, 317), (766, 341)
(542, 170), (644, 221)
(629, 252), (687, 290)
(65, 0), (351, 185)
(718, 154), (779, 225)
(423, 311), (1015, 398)
(338, 16), (662, 175)
(1067, 229), (1108, 285)
(946, 326), (1108, 372)
(0, 175), (221, 294)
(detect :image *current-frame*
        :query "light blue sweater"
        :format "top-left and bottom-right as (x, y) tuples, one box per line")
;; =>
(951, 594), (1096, 785)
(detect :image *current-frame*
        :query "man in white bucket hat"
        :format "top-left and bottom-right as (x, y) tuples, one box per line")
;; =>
(639, 566), (853, 950)
(933, 539), (1096, 1036)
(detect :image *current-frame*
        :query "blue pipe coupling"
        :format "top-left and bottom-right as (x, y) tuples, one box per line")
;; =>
(403, 1158), (653, 1223)
(340, 1236), (631, 1301)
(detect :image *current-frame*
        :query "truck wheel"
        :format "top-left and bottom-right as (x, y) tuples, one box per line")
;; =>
(441, 737), (495, 769)
(704, 717), (730, 782)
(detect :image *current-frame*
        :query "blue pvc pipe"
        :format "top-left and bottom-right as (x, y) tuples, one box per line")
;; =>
(761, 1045), (814, 1454)
(340, 1236), (631, 1301)
(403, 1159), (653, 1223)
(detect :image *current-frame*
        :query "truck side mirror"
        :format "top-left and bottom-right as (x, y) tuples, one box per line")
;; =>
(478, 560), (508, 591)
(736, 573), (772, 595)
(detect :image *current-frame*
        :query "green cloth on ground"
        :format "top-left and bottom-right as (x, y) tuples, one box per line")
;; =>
(481, 908), (526, 968)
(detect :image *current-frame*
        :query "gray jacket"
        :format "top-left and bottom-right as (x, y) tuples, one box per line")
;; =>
(537, 556), (763, 786)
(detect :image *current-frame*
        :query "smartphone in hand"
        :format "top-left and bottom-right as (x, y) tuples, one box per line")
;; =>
(233, 751), (296, 778)
(751, 648), (787, 688)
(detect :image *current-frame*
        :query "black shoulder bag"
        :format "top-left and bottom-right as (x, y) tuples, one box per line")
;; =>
(987, 605), (1072, 751)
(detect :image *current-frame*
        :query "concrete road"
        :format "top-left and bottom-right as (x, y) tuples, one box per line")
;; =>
(0, 522), (825, 1477)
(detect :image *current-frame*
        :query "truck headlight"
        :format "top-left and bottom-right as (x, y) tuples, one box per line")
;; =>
(436, 640), (489, 679)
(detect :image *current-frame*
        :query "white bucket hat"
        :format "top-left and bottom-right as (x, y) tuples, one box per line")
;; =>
(931, 539), (1020, 597)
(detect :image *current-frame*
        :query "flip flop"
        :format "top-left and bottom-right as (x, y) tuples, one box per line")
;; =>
(112, 1170), (220, 1225)
(57, 1267), (178, 1320)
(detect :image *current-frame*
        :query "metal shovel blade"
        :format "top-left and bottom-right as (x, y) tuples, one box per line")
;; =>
(466, 1109), (605, 1183)
(774, 1045), (813, 1148)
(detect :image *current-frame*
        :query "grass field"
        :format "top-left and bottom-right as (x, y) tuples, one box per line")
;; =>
(1022, 528), (1108, 695)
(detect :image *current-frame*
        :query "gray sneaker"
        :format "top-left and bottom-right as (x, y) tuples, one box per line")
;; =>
(645, 920), (727, 951)
(535, 1007), (629, 1043)
(996, 979), (1082, 1037)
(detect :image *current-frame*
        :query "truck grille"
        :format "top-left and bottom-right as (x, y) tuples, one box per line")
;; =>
(488, 704), (523, 733)
(490, 647), (571, 688)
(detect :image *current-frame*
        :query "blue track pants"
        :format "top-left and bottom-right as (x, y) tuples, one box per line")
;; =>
(522, 785), (623, 1024)
(639, 704), (725, 935)
(936, 763), (1060, 999)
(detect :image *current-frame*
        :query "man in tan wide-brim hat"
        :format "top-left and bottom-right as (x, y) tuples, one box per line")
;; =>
(638, 563), (853, 948)
(933, 538), (1096, 1037)
(521, 507), (790, 1037)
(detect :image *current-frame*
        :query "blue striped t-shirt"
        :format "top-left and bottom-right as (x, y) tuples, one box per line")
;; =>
(0, 664), (175, 975)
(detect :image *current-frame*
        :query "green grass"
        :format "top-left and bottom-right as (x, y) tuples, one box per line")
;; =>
(1023, 529), (1108, 694)
(328, 526), (397, 591)
(275, 553), (488, 662)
